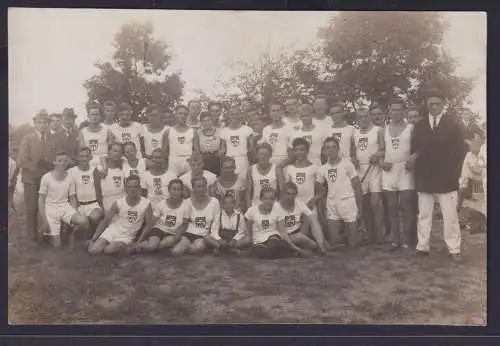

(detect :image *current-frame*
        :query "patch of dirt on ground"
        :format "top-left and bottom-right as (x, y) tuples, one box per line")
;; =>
(8, 199), (486, 325)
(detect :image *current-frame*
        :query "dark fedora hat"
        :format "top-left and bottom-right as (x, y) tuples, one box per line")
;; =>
(62, 107), (77, 118)
(33, 109), (50, 120)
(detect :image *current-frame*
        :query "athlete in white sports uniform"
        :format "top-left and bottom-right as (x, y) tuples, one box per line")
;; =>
(247, 143), (284, 207)
(284, 137), (327, 252)
(317, 137), (363, 248)
(328, 102), (356, 160)
(283, 95), (303, 131)
(143, 105), (169, 159)
(288, 103), (328, 166)
(179, 153), (217, 197)
(220, 107), (254, 183)
(79, 103), (110, 168)
(38, 152), (88, 248)
(165, 105), (195, 176)
(108, 102), (145, 159)
(88, 175), (153, 255)
(313, 95), (334, 129)
(260, 101), (291, 166)
(95, 143), (126, 213)
(353, 107), (385, 245)
(122, 142), (147, 178)
(140, 149), (177, 207)
(68, 147), (104, 232)
(381, 99), (415, 251)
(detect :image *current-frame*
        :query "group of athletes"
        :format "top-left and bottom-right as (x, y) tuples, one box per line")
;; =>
(15, 93), (464, 258)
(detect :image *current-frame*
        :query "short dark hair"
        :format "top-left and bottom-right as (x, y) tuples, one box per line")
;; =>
(292, 137), (310, 151)
(108, 142), (124, 151)
(200, 111), (212, 121)
(103, 100), (116, 108)
(268, 100), (283, 110)
(191, 176), (208, 188)
(118, 102), (132, 112)
(388, 97), (406, 109)
(255, 142), (273, 155)
(55, 151), (69, 158)
(260, 187), (276, 200)
(168, 178), (184, 192)
(146, 104), (159, 114)
(282, 181), (298, 195)
(123, 142), (137, 151)
(79, 147), (92, 155)
(125, 174), (141, 186)
(87, 102), (101, 113)
(188, 100), (201, 108)
(175, 105), (188, 113)
(221, 156), (236, 167)
(323, 136), (339, 148)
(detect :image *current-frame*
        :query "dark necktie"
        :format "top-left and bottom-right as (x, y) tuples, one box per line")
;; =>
(433, 116), (438, 130)
(41, 133), (46, 145)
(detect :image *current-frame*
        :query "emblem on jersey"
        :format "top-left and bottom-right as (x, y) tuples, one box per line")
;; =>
(296, 172), (306, 185)
(121, 133), (132, 143)
(88, 139), (98, 152)
(153, 177), (163, 195)
(261, 219), (270, 229)
(269, 133), (278, 145)
(333, 133), (342, 142)
(194, 216), (207, 228)
(230, 136), (240, 147)
(284, 215), (296, 228)
(259, 179), (271, 188)
(328, 168), (337, 183)
(303, 135), (313, 145)
(127, 210), (138, 223)
(358, 137), (368, 151)
(113, 176), (122, 188)
(81, 175), (91, 184)
(177, 136), (185, 144)
(151, 139), (159, 148)
(391, 137), (400, 150)
(165, 215), (176, 227)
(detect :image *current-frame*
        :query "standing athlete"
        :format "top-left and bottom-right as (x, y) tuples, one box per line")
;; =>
(108, 102), (146, 159)
(142, 104), (169, 160)
(164, 105), (196, 176)
(260, 100), (291, 167)
(312, 94), (334, 129)
(79, 103), (110, 168)
(328, 102), (356, 161)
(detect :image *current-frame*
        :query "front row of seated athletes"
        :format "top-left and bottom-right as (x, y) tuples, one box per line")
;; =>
(38, 134), (372, 257)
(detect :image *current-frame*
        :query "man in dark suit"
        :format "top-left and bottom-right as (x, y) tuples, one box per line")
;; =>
(18, 110), (59, 242)
(410, 90), (468, 262)
(52, 108), (79, 167)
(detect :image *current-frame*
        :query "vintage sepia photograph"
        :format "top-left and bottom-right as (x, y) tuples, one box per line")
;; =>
(8, 9), (486, 325)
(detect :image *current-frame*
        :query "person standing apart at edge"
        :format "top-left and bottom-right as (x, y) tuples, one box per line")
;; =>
(164, 105), (197, 176)
(260, 100), (291, 167)
(411, 89), (468, 262)
(197, 111), (226, 176)
(288, 103), (328, 166)
(142, 104), (169, 163)
(284, 137), (327, 252)
(187, 100), (202, 130)
(353, 107), (385, 246)
(283, 95), (303, 131)
(220, 105), (254, 184)
(312, 94), (334, 129)
(18, 110), (58, 243)
(380, 98), (415, 252)
(79, 103), (110, 168)
(108, 102), (146, 159)
(328, 101), (356, 161)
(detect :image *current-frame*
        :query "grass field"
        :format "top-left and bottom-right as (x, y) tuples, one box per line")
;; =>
(8, 198), (486, 325)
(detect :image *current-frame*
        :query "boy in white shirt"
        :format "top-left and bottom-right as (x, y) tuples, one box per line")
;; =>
(179, 153), (217, 198)
(140, 148), (177, 207)
(88, 175), (154, 255)
(143, 104), (169, 161)
(38, 151), (89, 248)
(260, 100), (291, 167)
(205, 193), (250, 254)
(313, 94), (334, 129)
(317, 137), (363, 248)
(68, 147), (104, 233)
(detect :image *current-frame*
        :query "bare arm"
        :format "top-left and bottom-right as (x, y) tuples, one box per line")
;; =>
(277, 219), (303, 252)
(218, 139), (227, 157)
(193, 130), (201, 153)
(351, 176), (363, 216)
(246, 167), (254, 208)
(69, 194), (78, 209)
(137, 204), (154, 243)
(245, 219), (253, 244)
(276, 165), (285, 198)
(93, 168), (103, 208)
(107, 129), (116, 145)
(139, 136), (147, 159)
(92, 202), (119, 241)
(162, 129), (170, 159)
(38, 194), (48, 225)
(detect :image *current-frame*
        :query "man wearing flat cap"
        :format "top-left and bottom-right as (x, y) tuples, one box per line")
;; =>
(18, 110), (60, 242)
(410, 89), (468, 262)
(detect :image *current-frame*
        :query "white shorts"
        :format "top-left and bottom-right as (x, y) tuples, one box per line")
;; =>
(326, 197), (358, 223)
(78, 202), (102, 217)
(382, 161), (414, 191)
(270, 155), (288, 166)
(168, 155), (190, 176)
(102, 193), (126, 213)
(233, 156), (249, 184)
(45, 203), (77, 236)
(99, 224), (136, 245)
(358, 164), (382, 194)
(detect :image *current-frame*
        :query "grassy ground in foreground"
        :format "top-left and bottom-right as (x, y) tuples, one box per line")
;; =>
(8, 200), (486, 325)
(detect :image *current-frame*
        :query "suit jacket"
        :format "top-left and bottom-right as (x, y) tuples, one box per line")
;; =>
(411, 113), (468, 194)
(18, 131), (58, 184)
(52, 126), (79, 163)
